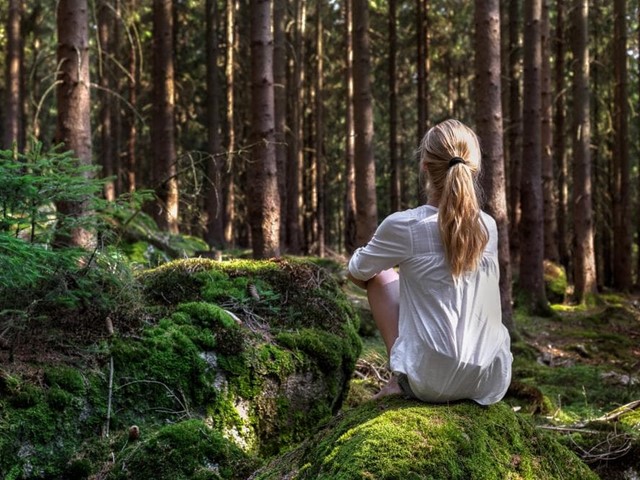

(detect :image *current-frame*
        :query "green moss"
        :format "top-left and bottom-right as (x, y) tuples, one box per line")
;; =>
(276, 329), (345, 371)
(543, 260), (567, 304)
(44, 366), (85, 396)
(255, 399), (598, 480)
(0, 369), (108, 479)
(111, 419), (259, 480)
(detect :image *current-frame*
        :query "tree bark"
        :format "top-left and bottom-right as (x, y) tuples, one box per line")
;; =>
(540, 0), (558, 263)
(205, 0), (224, 248)
(98, 0), (115, 201)
(126, 0), (138, 194)
(224, 0), (237, 247)
(474, 0), (514, 333)
(571, 0), (597, 301)
(389, 0), (400, 213)
(286, 0), (306, 253)
(553, 0), (569, 271)
(4, 0), (23, 151)
(274, 0), (287, 248)
(519, 0), (549, 313)
(507, 0), (522, 271)
(353, 0), (377, 247)
(151, 0), (179, 233)
(248, 0), (280, 259)
(315, 0), (325, 257)
(612, 0), (632, 291)
(416, 0), (429, 139)
(54, 0), (95, 249)
(344, 0), (357, 254)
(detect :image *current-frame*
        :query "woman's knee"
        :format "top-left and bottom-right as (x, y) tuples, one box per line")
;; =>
(368, 268), (399, 288)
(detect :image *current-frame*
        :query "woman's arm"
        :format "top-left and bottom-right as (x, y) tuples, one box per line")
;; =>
(347, 272), (372, 290)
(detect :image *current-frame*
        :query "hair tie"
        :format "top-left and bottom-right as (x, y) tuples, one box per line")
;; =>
(448, 156), (465, 169)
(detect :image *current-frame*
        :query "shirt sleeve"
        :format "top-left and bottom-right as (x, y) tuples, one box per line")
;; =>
(348, 211), (413, 281)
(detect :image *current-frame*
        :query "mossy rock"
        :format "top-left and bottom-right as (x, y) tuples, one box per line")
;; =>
(130, 258), (361, 455)
(0, 257), (362, 477)
(251, 398), (598, 480)
(110, 419), (259, 480)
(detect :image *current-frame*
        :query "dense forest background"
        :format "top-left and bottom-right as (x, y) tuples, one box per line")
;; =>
(1, 0), (639, 319)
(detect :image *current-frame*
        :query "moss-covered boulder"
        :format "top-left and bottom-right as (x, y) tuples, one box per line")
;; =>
(133, 258), (361, 454)
(251, 398), (598, 480)
(0, 257), (361, 479)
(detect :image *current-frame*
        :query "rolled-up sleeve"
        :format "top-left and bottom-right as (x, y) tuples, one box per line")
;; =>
(348, 212), (412, 281)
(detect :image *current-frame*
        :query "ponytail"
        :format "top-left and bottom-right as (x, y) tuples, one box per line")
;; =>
(438, 162), (488, 277)
(419, 119), (488, 278)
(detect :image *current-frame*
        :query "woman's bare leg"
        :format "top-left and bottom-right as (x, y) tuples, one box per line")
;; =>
(366, 268), (400, 356)
(366, 269), (402, 398)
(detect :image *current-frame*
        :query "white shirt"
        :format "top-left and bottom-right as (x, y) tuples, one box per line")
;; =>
(348, 205), (512, 405)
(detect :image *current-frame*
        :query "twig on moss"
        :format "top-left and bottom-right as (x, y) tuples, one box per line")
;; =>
(105, 355), (114, 438)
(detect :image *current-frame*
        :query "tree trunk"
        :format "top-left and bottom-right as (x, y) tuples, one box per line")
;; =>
(54, 0), (95, 249)
(112, 0), (123, 196)
(571, 0), (597, 301)
(389, 0), (400, 213)
(4, 0), (23, 151)
(353, 0), (377, 247)
(274, 0), (287, 248)
(224, 0), (237, 247)
(540, 0), (558, 263)
(344, 0), (357, 254)
(248, 0), (280, 259)
(315, 0), (325, 257)
(151, 0), (179, 233)
(519, 0), (548, 313)
(286, 0), (306, 253)
(126, 0), (138, 194)
(553, 0), (569, 271)
(507, 0), (522, 271)
(474, 0), (514, 333)
(205, 0), (224, 248)
(612, 0), (632, 291)
(416, 0), (429, 139)
(98, 0), (115, 201)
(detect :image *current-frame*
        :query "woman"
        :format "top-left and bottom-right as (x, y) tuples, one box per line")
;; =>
(348, 119), (511, 405)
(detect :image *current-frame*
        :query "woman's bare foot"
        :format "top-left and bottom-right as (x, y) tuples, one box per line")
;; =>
(372, 375), (403, 400)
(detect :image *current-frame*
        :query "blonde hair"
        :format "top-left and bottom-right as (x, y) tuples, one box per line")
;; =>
(419, 119), (488, 278)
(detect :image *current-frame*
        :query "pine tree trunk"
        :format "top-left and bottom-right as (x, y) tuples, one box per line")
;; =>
(474, 0), (514, 333)
(4, 0), (22, 151)
(416, 0), (428, 139)
(553, 0), (569, 271)
(249, 0), (280, 259)
(224, 0), (237, 246)
(151, 0), (179, 233)
(126, 0), (138, 194)
(286, 0), (306, 254)
(571, 0), (597, 301)
(98, 0), (115, 201)
(274, 0), (287, 248)
(540, 0), (558, 263)
(612, 0), (632, 291)
(353, 0), (377, 247)
(315, 0), (325, 257)
(344, 0), (357, 254)
(519, 0), (548, 313)
(507, 0), (522, 271)
(389, 0), (400, 213)
(54, 0), (95, 249)
(205, 0), (224, 248)
(112, 0), (123, 196)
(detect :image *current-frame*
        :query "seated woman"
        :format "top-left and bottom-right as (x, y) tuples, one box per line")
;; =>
(348, 119), (512, 405)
